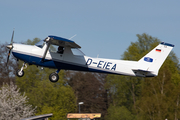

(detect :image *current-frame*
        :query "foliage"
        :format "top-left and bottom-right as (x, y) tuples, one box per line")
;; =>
(16, 65), (77, 120)
(105, 33), (180, 120)
(0, 43), (18, 86)
(105, 105), (135, 120)
(1, 34), (180, 119)
(122, 33), (160, 61)
(16, 38), (77, 120)
(136, 55), (180, 120)
(66, 71), (108, 117)
(105, 74), (142, 113)
(26, 38), (41, 45)
(0, 82), (36, 120)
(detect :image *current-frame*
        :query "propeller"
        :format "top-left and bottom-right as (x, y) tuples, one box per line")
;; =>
(6, 29), (14, 65)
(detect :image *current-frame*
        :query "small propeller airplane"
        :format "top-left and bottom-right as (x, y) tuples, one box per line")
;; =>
(6, 30), (174, 82)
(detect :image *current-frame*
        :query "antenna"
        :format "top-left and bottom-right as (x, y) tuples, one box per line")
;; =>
(69, 34), (77, 40)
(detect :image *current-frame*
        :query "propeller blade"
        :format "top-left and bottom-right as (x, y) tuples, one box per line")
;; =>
(11, 29), (14, 44)
(6, 29), (14, 66)
(6, 50), (11, 66)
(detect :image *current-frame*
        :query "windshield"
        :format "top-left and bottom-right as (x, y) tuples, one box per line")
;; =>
(71, 48), (85, 56)
(35, 40), (45, 48)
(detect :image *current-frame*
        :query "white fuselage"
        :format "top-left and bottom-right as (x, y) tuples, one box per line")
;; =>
(12, 43), (140, 77)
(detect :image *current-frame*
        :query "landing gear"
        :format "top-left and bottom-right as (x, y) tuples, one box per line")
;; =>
(49, 73), (59, 82)
(49, 69), (60, 82)
(16, 69), (24, 77)
(16, 62), (27, 77)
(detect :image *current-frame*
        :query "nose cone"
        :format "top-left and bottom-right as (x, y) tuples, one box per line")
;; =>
(7, 44), (13, 49)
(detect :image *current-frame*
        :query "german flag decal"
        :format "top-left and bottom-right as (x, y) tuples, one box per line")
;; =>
(156, 49), (161, 52)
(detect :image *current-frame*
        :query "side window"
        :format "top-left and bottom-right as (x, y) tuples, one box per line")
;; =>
(35, 40), (45, 48)
(57, 46), (64, 54)
(49, 45), (65, 54)
(49, 45), (57, 52)
(71, 48), (85, 56)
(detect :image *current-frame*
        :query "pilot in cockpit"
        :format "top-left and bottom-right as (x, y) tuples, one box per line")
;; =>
(57, 46), (64, 54)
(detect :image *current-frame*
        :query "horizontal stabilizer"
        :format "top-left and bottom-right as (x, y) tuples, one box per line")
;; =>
(132, 69), (156, 77)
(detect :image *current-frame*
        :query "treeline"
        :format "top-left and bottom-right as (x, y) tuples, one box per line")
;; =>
(105, 34), (180, 120)
(0, 33), (180, 120)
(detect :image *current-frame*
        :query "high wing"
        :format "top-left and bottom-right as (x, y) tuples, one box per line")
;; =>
(41, 35), (81, 62)
(48, 35), (81, 48)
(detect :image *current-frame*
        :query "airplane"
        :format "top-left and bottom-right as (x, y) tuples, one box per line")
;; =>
(6, 30), (174, 82)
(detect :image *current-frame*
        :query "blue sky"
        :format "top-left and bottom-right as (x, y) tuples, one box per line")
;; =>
(1, 1), (180, 60)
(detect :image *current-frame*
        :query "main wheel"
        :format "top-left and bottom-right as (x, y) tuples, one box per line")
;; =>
(49, 73), (59, 82)
(16, 70), (24, 77)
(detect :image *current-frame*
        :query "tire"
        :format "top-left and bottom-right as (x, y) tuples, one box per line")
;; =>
(49, 73), (59, 82)
(16, 70), (24, 77)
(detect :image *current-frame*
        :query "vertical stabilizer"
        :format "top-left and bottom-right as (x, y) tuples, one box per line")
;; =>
(137, 42), (174, 76)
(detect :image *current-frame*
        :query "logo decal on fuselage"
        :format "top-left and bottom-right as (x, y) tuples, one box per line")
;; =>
(144, 57), (153, 62)
(86, 58), (116, 71)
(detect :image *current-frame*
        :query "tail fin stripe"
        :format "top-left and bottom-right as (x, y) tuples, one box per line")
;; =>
(160, 42), (175, 47)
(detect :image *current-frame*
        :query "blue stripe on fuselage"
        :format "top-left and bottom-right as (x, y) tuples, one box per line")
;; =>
(12, 51), (56, 68)
(12, 51), (90, 71)
(12, 51), (119, 74)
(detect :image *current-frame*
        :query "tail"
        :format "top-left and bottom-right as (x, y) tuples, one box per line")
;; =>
(134, 42), (174, 77)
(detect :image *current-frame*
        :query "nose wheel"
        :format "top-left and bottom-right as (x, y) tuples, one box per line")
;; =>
(16, 62), (27, 77)
(16, 69), (24, 77)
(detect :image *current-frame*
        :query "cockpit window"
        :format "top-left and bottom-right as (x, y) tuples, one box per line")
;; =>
(71, 48), (85, 56)
(35, 40), (45, 48)
(49, 44), (57, 52)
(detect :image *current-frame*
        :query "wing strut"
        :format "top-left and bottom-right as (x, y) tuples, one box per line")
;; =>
(41, 37), (51, 62)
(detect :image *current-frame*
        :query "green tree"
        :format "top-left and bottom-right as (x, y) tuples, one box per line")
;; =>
(105, 106), (134, 120)
(26, 38), (41, 45)
(122, 33), (160, 61)
(105, 74), (142, 113)
(105, 33), (178, 119)
(67, 71), (108, 117)
(136, 52), (180, 120)
(16, 38), (77, 120)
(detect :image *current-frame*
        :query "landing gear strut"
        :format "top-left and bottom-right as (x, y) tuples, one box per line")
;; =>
(16, 62), (27, 77)
(49, 69), (60, 82)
